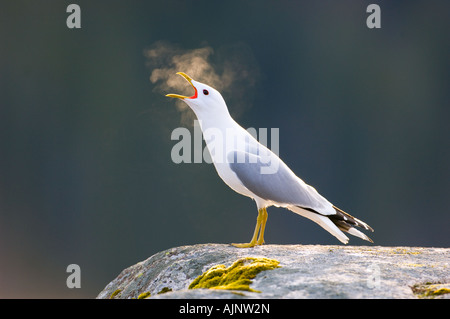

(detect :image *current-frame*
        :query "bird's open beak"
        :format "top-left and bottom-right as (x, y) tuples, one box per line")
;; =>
(166, 72), (198, 99)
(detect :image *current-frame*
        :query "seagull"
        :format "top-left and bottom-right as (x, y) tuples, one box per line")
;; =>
(166, 72), (374, 247)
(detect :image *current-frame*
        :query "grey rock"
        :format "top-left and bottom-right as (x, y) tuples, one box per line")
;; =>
(97, 244), (450, 299)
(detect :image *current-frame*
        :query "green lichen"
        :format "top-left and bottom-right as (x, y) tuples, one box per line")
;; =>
(402, 263), (426, 268)
(158, 287), (173, 294)
(431, 288), (450, 296)
(109, 289), (122, 299)
(188, 257), (280, 293)
(411, 282), (450, 299)
(391, 248), (421, 255)
(137, 292), (151, 299)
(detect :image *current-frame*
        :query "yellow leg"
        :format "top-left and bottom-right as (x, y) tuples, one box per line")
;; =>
(232, 207), (268, 248)
(257, 207), (268, 245)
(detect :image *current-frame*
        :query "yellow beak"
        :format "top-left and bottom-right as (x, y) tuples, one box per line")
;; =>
(166, 72), (197, 99)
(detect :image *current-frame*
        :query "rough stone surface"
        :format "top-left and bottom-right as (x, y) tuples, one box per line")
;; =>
(97, 244), (449, 299)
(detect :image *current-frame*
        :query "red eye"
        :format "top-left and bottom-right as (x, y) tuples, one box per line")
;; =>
(203, 89), (209, 95)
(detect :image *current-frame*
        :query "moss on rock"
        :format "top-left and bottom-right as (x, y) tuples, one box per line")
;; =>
(188, 257), (280, 293)
(137, 291), (151, 299)
(411, 282), (450, 298)
(109, 289), (122, 299)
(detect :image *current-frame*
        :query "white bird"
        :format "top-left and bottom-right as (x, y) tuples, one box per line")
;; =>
(167, 72), (373, 247)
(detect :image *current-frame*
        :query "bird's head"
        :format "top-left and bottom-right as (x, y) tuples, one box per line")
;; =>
(166, 72), (228, 116)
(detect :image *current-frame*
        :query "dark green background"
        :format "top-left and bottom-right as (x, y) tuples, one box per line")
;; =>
(0, 1), (449, 298)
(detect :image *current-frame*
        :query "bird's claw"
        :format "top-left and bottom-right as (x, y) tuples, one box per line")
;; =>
(231, 242), (258, 248)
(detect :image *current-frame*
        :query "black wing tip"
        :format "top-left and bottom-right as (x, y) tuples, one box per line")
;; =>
(332, 205), (374, 232)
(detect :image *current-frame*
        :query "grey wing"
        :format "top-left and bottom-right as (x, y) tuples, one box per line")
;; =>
(227, 150), (333, 213)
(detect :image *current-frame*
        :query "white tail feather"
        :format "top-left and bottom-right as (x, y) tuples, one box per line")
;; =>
(288, 206), (349, 244)
(346, 227), (374, 243)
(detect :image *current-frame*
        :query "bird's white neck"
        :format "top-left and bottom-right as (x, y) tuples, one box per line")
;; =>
(192, 108), (236, 133)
